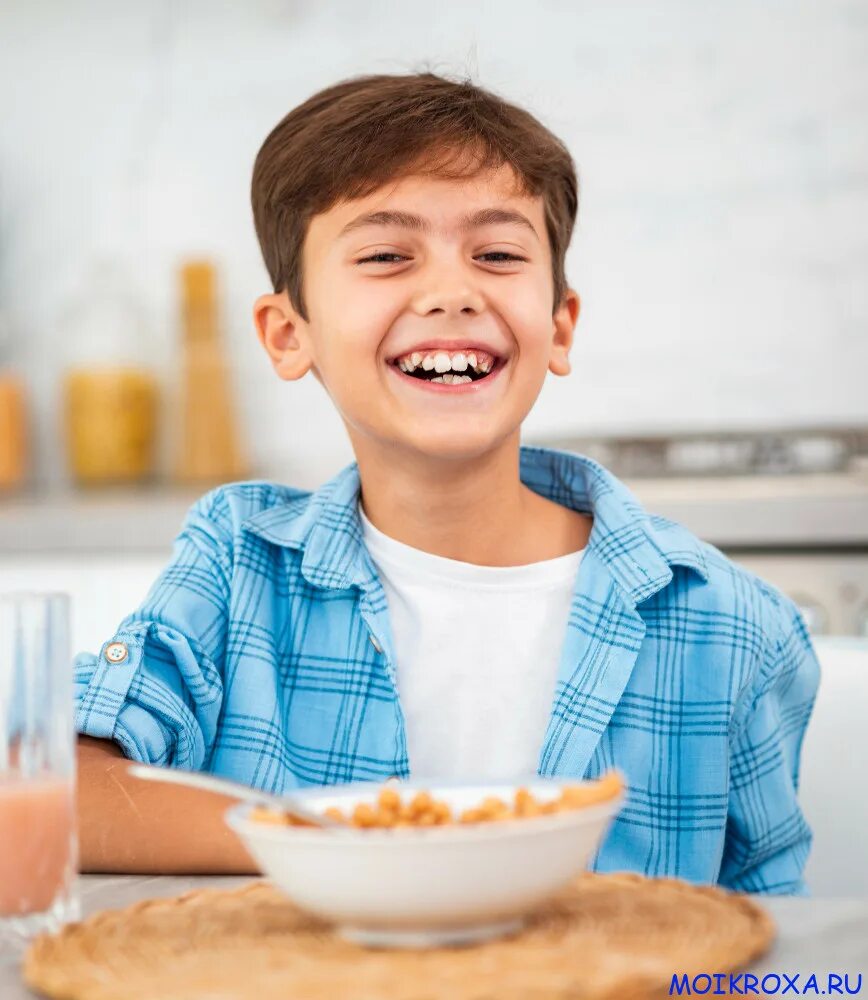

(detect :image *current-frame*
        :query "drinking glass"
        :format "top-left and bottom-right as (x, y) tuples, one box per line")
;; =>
(0, 592), (79, 956)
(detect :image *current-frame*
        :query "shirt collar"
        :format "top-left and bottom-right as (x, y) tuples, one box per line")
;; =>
(242, 445), (709, 605)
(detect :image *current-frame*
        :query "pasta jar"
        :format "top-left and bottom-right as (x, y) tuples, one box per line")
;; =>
(60, 258), (161, 487)
(64, 367), (158, 485)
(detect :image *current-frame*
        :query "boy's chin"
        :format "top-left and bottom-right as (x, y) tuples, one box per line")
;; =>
(396, 428), (518, 464)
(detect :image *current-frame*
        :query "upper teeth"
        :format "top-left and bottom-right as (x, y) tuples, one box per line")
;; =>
(396, 350), (494, 375)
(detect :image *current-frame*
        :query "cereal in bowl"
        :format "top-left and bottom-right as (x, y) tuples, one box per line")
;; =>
(250, 771), (623, 830)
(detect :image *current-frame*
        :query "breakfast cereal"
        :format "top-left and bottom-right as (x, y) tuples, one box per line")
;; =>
(249, 772), (623, 830)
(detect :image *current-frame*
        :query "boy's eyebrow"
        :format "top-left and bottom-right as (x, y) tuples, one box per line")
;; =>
(337, 207), (540, 242)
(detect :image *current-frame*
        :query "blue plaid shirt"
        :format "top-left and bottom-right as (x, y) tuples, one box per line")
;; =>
(75, 445), (820, 894)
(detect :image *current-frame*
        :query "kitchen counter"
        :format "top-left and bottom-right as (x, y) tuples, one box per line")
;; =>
(3, 471), (868, 554)
(2, 875), (866, 996)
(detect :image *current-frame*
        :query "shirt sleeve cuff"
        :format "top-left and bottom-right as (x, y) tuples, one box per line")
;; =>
(74, 621), (206, 769)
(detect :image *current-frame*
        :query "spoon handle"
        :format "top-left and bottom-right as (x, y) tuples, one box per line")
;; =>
(126, 764), (336, 828)
(127, 764), (269, 805)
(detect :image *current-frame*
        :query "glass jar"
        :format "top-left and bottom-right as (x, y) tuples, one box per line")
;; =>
(0, 310), (29, 492)
(64, 367), (158, 485)
(60, 259), (160, 487)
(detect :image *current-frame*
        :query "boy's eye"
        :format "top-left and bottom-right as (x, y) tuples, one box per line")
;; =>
(356, 253), (408, 265)
(476, 250), (527, 264)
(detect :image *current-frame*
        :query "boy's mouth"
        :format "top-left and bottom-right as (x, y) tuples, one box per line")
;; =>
(385, 347), (504, 389)
(386, 356), (508, 397)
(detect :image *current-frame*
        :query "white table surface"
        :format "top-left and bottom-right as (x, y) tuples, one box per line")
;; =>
(2, 876), (867, 997)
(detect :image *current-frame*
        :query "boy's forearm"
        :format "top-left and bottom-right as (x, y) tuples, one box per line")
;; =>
(76, 736), (260, 875)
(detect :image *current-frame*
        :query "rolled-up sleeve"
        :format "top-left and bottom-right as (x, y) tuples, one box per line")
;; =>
(718, 592), (821, 895)
(75, 490), (231, 770)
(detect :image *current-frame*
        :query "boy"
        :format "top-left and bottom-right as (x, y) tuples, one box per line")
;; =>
(76, 71), (820, 892)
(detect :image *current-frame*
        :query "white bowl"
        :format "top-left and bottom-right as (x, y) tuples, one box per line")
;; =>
(225, 777), (624, 948)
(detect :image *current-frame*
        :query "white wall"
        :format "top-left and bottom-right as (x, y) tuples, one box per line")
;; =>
(1, 0), (866, 489)
(798, 639), (868, 897)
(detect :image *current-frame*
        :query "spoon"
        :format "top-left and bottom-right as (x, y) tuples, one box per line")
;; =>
(127, 764), (341, 829)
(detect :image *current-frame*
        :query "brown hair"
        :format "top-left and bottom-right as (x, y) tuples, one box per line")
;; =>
(251, 70), (578, 321)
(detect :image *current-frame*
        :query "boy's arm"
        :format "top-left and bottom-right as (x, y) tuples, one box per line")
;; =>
(718, 595), (821, 895)
(75, 488), (258, 873)
(77, 735), (258, 874)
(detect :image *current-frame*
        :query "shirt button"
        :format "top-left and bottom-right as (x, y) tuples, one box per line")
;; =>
(105, 641), (129, 664)
(369, 634), (382, 653)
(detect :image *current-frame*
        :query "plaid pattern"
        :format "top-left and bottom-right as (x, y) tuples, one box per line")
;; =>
(75, 445), (820, 894)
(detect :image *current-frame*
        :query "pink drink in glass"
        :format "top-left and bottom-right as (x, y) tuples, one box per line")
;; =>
(1, 592), (79, 954)
(0, 775), (75, 916)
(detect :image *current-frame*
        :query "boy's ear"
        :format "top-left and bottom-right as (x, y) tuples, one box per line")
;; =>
(549, 289), (581, 377)
(253, 291), (314, 381)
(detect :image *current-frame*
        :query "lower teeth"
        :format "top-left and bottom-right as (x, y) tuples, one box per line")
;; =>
(430, 374), (474, 384)
(396, 365), (494, 384)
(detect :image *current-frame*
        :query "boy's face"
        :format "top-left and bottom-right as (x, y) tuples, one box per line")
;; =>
(254, 163), (580, 464)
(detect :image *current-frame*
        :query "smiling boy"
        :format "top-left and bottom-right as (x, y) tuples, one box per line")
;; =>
(76, 72), (820, 892)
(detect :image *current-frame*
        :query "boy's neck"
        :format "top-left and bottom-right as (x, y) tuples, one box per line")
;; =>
(353, 435), (592, 567)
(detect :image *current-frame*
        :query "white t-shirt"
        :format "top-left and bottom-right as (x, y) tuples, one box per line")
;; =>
(358, 501), (585, 781)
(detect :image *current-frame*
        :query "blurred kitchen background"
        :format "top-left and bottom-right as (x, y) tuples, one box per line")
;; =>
(1, 0), (867, 633)
(0, 0), (867, 894)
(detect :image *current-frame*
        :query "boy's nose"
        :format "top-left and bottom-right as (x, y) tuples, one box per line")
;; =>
(411, 284), (485, 318)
